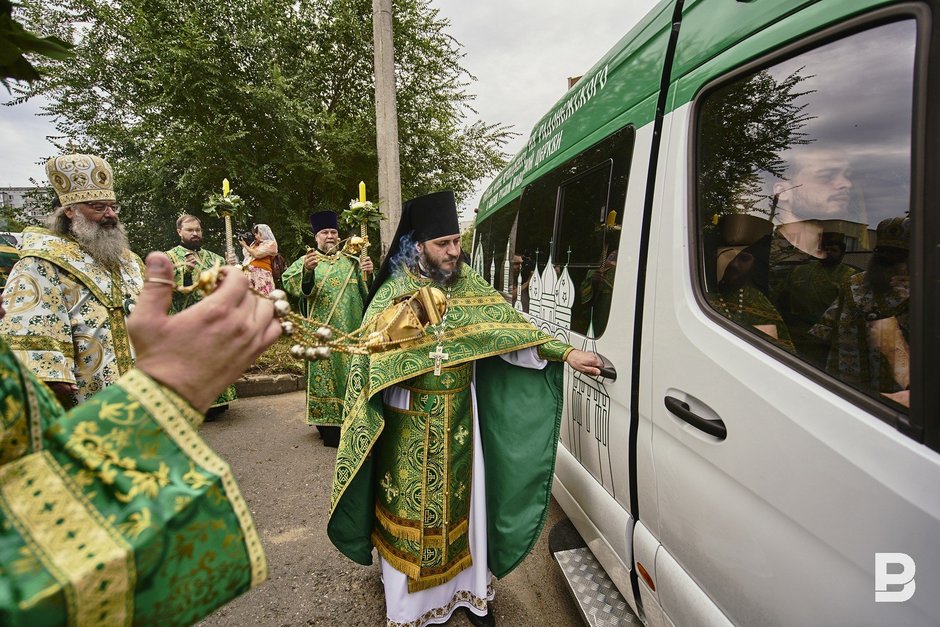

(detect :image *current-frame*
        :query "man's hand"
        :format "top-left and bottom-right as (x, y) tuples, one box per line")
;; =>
(184, 252), (198, 270)
(303, 250), (319, 272)
(361, 256), (374, 273)
(566, 349), (603, 376)
(47, 381), (78, 409)
(128, 252), (282, 413)
(225, 251), (238, 265)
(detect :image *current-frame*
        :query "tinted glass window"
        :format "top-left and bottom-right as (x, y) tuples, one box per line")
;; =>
(477, 125), (633, 337)
(696, 20), (916, 411)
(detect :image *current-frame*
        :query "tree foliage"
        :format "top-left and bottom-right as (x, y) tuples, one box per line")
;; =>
(14, 0), (511, 260)
(698, 68), (814, 221)
(0, 0), (72, 87)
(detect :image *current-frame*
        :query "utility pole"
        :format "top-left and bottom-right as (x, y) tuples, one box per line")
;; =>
(373, 0), (402, 257)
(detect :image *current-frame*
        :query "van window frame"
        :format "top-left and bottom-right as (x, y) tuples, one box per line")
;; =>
(686, 5), (933, 444)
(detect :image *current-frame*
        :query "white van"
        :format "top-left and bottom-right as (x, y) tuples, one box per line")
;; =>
(473, 0), (939, 624)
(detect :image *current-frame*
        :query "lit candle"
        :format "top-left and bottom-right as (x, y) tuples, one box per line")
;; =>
(606, 210), (617, 226)
(359, 181), (366, 203)
(223, 178), (230, 197)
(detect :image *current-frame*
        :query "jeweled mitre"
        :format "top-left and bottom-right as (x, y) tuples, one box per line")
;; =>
(45, 153), (116, 206)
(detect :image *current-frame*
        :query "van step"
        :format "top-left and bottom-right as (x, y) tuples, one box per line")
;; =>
(550, 520), (641, 626)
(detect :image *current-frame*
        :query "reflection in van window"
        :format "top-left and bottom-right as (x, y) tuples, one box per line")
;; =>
(697, 20), (915, 409)
(475, 125), (633, 338)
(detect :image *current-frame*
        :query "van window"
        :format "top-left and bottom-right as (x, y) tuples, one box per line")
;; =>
(478, 125), (633, 337)
(696, 20), (917, 411)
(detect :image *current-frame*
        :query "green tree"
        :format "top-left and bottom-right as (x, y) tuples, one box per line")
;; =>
(13, 0), (511, 260)
(460, 224), (474, 255)
(0, 0), (71, 87)
(698, 68), (814, 221)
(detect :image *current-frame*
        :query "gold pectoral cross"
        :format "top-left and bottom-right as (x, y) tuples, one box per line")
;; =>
(429, 344), (449, 376)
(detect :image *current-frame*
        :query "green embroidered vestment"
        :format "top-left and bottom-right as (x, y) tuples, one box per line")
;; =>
(0, 338), (266, 626)
(164, 246), (237, 409)
(282, 252), (368, 426)
(327, 265), (570, 591)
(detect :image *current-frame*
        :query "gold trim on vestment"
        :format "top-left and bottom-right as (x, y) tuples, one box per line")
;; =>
(117, 370), (268, 587)
(20, 359), (44, 454)
(11, 349), (74, 384)
(375, 504), (422, 542)
(372, 528), (474, 592)
(441, 389), (451, 558)
(18, 250), (114, 308)
(0, 451), (134, 627)
(5, 335), (74, 355)
(107, 272), (134, 375)
(368, 334), (550, 396)
(408, 553), (474, 593)
(374, 501), (469, 546)
(330, 332), (553, 518)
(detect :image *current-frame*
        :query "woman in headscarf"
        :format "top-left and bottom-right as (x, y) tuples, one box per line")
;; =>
(241, 223), (278, 295)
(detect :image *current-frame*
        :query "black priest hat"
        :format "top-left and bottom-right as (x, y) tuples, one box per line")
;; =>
(309, 210), (339, 235)
(367, 191), (460, 304)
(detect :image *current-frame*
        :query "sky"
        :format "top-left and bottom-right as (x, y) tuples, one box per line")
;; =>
(432, 0), (662, 216)
(0, 0), (663, 212)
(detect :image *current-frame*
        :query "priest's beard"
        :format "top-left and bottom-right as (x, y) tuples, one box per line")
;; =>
(421, 253), (463, 287)
(70, 211), (130, 271)
(180, 239), (202, 252)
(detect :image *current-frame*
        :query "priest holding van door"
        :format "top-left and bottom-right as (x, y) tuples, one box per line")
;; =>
(327, 191), (603, 627)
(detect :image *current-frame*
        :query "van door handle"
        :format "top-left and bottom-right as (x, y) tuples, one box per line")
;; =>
(595, 353), (617, 381)
(664, 396), (727, 440)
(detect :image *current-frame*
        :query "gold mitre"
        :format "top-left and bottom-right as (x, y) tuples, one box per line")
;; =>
(45, 153), (116, 206)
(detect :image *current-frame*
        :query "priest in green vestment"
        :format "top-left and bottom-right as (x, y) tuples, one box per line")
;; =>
(327, 191), (602, 627)
(0, 250), (282, 626)
(282, 210), (372, 447)
(165, 213), (237, 413)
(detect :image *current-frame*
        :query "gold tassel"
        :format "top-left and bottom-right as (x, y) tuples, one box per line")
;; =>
(375, 505), (423, 543)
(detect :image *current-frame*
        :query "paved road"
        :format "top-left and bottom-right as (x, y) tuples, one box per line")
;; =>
(198, 391), (583, 626)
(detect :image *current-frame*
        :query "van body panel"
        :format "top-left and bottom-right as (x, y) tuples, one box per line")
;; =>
(669, 0), (905, 109)
(654, 542), (732, 627)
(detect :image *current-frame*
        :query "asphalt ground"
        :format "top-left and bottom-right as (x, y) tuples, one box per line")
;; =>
(197, 391), (583, 626)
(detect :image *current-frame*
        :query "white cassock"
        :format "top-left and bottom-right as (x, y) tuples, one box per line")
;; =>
(381, 347), (548, 627)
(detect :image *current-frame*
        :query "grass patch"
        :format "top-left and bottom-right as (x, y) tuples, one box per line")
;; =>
(246, 335), (305, 376)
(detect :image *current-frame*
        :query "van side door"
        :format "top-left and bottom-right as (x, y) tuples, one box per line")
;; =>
(646, 3), (940, 625)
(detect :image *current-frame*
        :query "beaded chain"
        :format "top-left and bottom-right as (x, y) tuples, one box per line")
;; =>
(176, 262), (443, 362)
